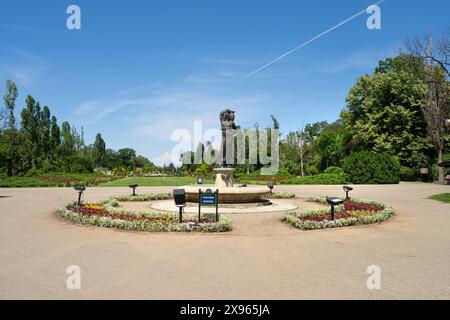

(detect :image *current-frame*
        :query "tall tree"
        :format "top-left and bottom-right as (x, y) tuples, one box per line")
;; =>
(21, 96), (41, 169)
(40, 106), (51, 161)
(342, 56), (432, 168)
(405, 32), (450, 183)
(92, 133), (106, 167)
(50, 116), (61, 159)
(3, 80), (18, 175)
(60, 121), (76, 171)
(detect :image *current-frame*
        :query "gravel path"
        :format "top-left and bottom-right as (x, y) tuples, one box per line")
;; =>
(0, 183), (449, 299)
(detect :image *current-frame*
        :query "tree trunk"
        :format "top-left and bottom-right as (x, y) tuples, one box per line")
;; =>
(438, 147), (445, 184)
(300, 151), (304, 177)
(10, 159), (16, 176)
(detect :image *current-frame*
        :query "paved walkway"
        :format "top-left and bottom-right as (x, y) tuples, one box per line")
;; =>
(0, 183), (449, 299)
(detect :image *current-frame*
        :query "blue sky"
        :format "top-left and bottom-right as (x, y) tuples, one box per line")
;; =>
(0, 0), (449, 165)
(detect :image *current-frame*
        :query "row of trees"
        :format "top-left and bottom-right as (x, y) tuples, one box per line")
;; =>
(0, 82), (158, 177)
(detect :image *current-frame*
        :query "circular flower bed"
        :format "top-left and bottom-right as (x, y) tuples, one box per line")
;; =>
(281, 196), (393, 230)
(59, 194), (232, 233)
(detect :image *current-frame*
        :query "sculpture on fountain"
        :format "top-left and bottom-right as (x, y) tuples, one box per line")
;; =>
(219, 109), (237, 168)
(181, 109), (270, 203)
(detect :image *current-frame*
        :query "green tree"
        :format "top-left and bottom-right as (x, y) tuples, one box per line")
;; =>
(50, 116), (61, 159)
(117, 148), (136, 168)
(60, 121), (77, 171)
(92, 133), (106, 167)
(342, 56), (432, 167)
(20, 96), (42, 169)
(40, 106), (51, 161)
(3, 80), (18, 175)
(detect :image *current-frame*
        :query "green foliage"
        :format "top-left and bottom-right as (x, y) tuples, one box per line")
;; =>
(342, 55), (434, 167)
(399, 166), (417, 181)
(281, 172), (349, 185)
(341, 151), (400, 184)
(323, 166), (344, 175)
(265, 191), (296, 199)
(0, 172), (117, 187)
(194, 163), (212, 176)
(112, 193), (172, 202)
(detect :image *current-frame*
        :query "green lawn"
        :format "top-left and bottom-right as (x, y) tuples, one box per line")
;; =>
(0, 173), (117, 188)
(429, 193), (450, 204)
(98, 176), (203, 187)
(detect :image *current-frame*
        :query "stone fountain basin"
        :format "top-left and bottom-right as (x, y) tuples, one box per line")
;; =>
(182, 185), (270, 203)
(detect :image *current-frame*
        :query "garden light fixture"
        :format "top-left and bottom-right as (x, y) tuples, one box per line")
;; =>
(326, 196), (344, 221)
(129, 184), (138, 196)
(343, 185), (353, 201)
(173, 189), (186, 223)
(197, 178), (203, 185)
(267, 181), (274, 193)
(74, 185), (86, 206)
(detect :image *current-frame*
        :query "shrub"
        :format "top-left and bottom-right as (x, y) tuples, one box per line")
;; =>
(399, 166), (417, 181)
(341, 151), (400, 184)
(280, 172), (349, 185)
(323, 166), (344, 175)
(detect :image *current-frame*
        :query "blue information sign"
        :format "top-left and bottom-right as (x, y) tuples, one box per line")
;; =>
(201, 193), (217, 206)
(198, 189), (219, 222)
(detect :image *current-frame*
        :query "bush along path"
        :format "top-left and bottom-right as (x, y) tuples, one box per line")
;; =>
(59, 194), (232, 233)
(282, 196), (393, 230)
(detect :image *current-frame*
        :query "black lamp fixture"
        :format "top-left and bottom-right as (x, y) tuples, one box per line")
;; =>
(267, 181), (274, 193)
(343, 185), (353, 201)
(326, 196), (344, 221)
(173, 189), (186, 223)
(129, 184), (138, 196)
(74, 185), (86, 206)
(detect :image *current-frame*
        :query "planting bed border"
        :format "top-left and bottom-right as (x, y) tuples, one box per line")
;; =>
(59, 193), (232, 233)
(281, 196), (393, 230)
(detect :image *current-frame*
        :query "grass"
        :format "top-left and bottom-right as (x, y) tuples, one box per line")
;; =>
(429, 193), (450, 204)
(98, 176), (201, 187)
(0, 173), (117, 188)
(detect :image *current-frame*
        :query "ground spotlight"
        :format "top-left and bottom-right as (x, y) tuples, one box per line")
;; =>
(129, 184), (138, 196)
(343, 185), (353, 201)
(173, 189), (186, 223)
(74, 185), (86, 205)
(267, 181), (274, 193)
(326, 196), (344, 221)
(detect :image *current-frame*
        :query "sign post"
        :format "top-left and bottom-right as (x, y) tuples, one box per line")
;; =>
(198, 189), (219, 222)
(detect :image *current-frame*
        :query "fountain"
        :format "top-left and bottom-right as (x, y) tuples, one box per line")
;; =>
(182, 109), (270, 203)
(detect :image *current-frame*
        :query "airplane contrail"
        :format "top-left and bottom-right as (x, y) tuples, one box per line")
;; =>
(246, 0), (386, 77)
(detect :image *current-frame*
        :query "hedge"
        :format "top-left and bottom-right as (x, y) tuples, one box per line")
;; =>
(341, 151), (400, 184)
(280, 172), (349, 185)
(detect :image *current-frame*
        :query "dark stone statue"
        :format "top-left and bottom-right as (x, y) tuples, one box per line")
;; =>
(220, 109), (237, 167)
